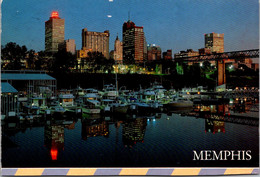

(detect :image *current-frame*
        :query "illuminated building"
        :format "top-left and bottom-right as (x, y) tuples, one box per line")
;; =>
(59, 39), (76, 55)
(205, 33), (224, 53)
(82, 28), (110, 59)
(198, 48), (212, 55)
(123, 20), (144, 64)
(143, 36), (148, 60)
(163, 50), (172, 60)
(147, 44), (161, 60)
(77, 47), (93, 59)
(174, 49), (199, 58)
(45, 11), (65, 53)
(113, 35), (123, 62)
(174, 49), (199, 65)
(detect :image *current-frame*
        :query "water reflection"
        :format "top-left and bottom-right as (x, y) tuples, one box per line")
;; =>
(205, 119), (225, 134)
(122, 118), (147, 148)
(44, 125), (64, 160)
(81, 118), (109, 140)
(1, 97), (258, 166)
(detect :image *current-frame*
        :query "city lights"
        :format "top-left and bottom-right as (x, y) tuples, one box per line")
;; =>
(51, 11), (59, 18)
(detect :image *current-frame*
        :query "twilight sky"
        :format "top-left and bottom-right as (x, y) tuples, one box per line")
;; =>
(1, 0), (259, 56)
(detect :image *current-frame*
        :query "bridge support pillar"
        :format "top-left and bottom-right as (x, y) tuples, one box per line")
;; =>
(217, 60), (226, 86)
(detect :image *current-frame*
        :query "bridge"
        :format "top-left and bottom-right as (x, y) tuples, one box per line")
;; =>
(174, 49), (259, 86)
(174, 49), (259, 62)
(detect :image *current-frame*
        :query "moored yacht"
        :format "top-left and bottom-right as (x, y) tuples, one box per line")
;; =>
(168, 97), (193, 108)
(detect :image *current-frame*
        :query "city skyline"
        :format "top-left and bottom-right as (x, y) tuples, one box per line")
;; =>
(2, 0), (259, 56)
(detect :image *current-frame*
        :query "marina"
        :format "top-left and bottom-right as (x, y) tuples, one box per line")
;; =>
(1, 75), (259, 167)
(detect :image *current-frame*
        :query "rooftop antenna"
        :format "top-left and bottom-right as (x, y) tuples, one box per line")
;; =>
(128, 11), (130, 21)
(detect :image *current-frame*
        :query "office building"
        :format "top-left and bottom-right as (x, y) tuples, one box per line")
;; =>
(45, 11), (65, 53)
(147, 44), (161, 60)
(59, 39), (76, 55)
(123, 20), (144, 63)
(163, 50), (172, 60)
(174, 49), (199, 58)
(113, 35), (123, 62)
(205, 33), (224, 53)
(82, 28), (110, 59)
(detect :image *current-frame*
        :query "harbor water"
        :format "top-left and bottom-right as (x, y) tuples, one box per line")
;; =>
(2, 103), (259, 167)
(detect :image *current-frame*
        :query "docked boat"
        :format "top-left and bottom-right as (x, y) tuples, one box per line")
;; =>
(81, 100), (101, 114)
(51, 105), (66, 114)
(58, 93), (75, 108)
(111, 103), (128, 114)
(73, 86), (86, 97)
(100, 99), (115, 113)
(102, 84), (118, 100)
(168, 97), (193, 108)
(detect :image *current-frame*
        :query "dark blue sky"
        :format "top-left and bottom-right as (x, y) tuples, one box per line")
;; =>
(2, 0), (259, 55)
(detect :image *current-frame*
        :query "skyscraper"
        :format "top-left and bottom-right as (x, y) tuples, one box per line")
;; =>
(59, 39), (76, 55)
(113, 35), (123, 62)
(45, 11), (65, 53)
(81, 28), (110, 59)
(205, 33), (224, 53)
(123, 20), (144, 64)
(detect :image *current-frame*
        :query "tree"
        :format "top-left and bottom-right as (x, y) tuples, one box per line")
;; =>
(1, 42), (27, 70)
(27, 49), (36, 69)
(86, 51), (114, 73)
(52, 49), (77, 73)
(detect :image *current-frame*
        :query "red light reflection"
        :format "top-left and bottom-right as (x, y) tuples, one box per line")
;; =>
(51, 148), (58, 160)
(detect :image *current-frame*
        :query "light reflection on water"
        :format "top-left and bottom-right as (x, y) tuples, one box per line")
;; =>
(1, 101), (259, 167)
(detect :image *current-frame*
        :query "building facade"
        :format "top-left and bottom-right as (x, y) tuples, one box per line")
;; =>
(147, 44), (162, 60)
(174, 49), (199, 58)
(163, 50), (172, 60)
(45, 11), (65, 53)
(59, 39), (76, 55)
(81, 28), (110, 59)
(113, 36), (123, 63)
(123, 20), (144, 64)
(205, 33), (224, 53)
